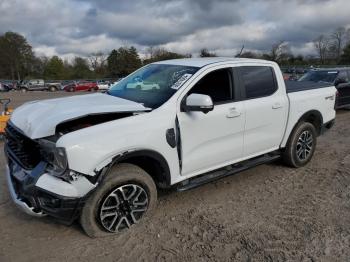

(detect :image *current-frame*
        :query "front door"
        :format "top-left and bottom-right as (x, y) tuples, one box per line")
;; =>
(177, 67), (245, 176)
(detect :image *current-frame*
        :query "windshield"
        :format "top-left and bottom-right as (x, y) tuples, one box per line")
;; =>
(107, 64), (199, 108)
(298, 70), (339, 83)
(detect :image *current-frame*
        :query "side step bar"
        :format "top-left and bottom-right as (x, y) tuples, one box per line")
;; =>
(177, 154), (281, 192)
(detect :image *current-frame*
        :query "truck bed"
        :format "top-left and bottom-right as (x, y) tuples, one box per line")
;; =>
(285, 80), (333, 93)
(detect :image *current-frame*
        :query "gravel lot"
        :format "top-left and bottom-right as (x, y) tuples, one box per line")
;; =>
(0, 91), (350, 262)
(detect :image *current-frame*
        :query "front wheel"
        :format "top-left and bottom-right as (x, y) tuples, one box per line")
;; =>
(282, 122), (317, 168)
(80, 163), (157, 238)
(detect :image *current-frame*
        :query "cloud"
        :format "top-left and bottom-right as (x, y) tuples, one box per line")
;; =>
(0, 0), (349, 58)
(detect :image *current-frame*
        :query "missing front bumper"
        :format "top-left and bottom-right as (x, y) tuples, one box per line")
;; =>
(5, 161), (86, 225)
(5, 164), (46, 217)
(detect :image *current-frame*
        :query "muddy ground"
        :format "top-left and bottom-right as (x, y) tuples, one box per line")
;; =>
(0, 91), (350, 262)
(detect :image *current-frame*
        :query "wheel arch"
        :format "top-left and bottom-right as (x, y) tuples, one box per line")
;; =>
(296, 110), (323, 136)
(283, 109), (323, 149)
(101, 150), (172, 189)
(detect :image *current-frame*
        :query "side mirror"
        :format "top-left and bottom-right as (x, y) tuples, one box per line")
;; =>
(182, 93), (214, 114)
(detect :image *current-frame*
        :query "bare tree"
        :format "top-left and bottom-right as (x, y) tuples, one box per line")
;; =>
(314, 35), (330, 64)
(88, 52), (107, 75)
(270, 41), (290, 62)
(345, 28), (350, 46)
(330, 27), (347, 61)
(199, 48), (216, 57)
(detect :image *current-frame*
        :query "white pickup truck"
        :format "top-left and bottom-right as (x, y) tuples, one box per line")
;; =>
(4, 58), (336, 237)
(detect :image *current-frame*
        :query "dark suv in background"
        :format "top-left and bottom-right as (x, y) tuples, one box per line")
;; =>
(298, 68), (350, 109)
(18, 79), (61, 92)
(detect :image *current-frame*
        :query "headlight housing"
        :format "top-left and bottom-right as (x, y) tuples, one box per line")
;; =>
(39, 139), (68, 176)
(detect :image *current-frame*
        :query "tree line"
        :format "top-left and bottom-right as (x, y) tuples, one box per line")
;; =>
(237, 27), (350, 66)
(1, 28), (350, 81)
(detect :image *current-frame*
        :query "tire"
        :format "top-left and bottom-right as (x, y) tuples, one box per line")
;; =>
(282, 122), (317, 168)
(80, 163), (157, 238)
(69, 87), (75, 92)
(49, 86), (57, 92)
(21, 88), (27, 93)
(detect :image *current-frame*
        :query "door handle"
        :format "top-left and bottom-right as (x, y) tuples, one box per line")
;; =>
(226, 108), (241, 118)
(272, 103), (283, 109)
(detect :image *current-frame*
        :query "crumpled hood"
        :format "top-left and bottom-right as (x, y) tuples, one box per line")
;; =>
(10, 93), (149, 139)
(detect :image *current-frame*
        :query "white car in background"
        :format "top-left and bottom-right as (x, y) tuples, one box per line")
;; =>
(126, 76), (160, 90)
(97, 80), (111, 90)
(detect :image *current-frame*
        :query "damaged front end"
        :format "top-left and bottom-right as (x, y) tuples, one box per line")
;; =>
(55, 112), (135, 137)
(4, 122), (92, 223)
(4, 111), (140, 223)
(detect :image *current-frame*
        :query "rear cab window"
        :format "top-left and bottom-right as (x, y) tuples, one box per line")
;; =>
(239, 66), (277, 99)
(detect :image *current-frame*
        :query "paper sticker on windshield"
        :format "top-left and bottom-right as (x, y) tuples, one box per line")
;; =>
(171, 74), (193, 90)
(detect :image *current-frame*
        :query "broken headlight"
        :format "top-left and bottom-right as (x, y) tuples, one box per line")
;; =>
(39, 139), (68, 176)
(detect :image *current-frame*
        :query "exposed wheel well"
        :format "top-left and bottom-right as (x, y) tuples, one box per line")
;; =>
(283, 110), (323, 149)
(116, 150), (171, 189)
(298, 110), (323, 135)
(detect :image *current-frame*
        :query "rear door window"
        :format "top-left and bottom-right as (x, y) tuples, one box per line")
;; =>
(239, 66), (277, 99)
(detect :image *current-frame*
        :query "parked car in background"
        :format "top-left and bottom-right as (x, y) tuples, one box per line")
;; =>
(60, 80), (75, 90)
(126, 76), (160, 90)
(97, 80), (111, 90)
(45, 81), (62, 91)
(0, 82), (10, 92)
(63, 81), (98, 92)
(17, 79), (61, 92)
(1, 80), (17, 90)
(298, 68), (350, 109)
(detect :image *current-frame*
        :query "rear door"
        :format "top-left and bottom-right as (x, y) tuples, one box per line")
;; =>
(178, 67), (245, 176)
(238, 66), (289, 157)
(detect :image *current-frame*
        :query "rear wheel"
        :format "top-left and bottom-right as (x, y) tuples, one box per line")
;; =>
(282, 122), (317, 167)
(49, 86), (57, 92)
(69, 86), (75, 92)
(80, 163), (157, 238)
(21, 88), (27, 92)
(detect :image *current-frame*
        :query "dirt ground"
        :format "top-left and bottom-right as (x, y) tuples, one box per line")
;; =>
(0, 91), (350, 262)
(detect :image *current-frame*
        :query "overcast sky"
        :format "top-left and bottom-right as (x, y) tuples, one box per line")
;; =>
(1, 0), (349, 59)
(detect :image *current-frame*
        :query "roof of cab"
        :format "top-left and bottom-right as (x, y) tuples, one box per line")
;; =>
(154, 57), (275, 68)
